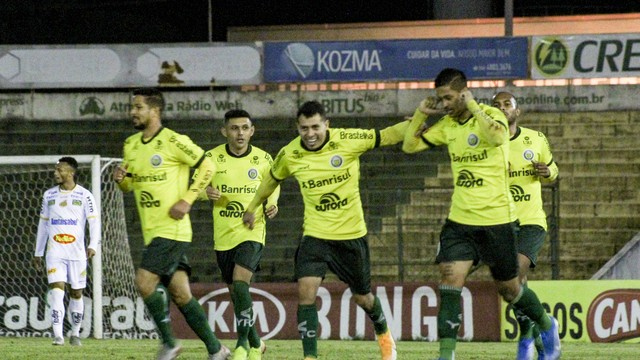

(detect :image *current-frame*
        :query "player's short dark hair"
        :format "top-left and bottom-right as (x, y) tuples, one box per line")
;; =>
(132, 88), (165, 112)
(224, 109), (252, 124)
(296, 101), (326, 121)
(58, 156), (78, 170)
(435, 68), (467, 90)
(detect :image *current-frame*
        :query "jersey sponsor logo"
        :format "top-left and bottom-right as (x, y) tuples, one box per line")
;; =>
(139, 191), (161, 208)
(216, 154), (226, 163)
(587, 289), (640, 342)
(451, 149), (488, 163)
(523, 136), (533, 145)
(522, 149), (535, 161)
(467, 133), (479, 147)
(219, 201), (245, 218)
(339, 130), (373, 140)
(53, 233), (77, 244)
(86, 195), (95, 212)
(132, 172), (167, 183)
(248, 168), (258, 179)
(169, 134), (199, 160)
(330, 155), (343, 168)
(150, 154), (163, 167)
(60, 200), (68, 207)
(47, 267), (57, 275)
(301, 169), (351, 189)
(456, 170), (484, 188)
(72, 199), (82, 206)
(509, 167), (536, 178)
(51, 218), (78, 225)
(48, 200), (55, 206)
(251, 156), (260, 165)
(219, 184), (256, 194)
(315, 193), (348, 211)
(509, 185), (531, 202)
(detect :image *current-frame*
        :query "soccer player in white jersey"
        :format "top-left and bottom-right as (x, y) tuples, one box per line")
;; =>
(33, 156), (100, 346)
(492, 91), (559, 360)
(402, 68), (561, 360)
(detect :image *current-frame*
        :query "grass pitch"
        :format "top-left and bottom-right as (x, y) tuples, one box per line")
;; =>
(0, 337), (637, 359)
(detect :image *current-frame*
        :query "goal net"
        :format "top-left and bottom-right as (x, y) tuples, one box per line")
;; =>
(0, 155), (156, 339)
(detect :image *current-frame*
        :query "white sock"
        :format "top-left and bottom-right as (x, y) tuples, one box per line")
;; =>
(49, 288), (65, 340)
(69, 297), (84, 337)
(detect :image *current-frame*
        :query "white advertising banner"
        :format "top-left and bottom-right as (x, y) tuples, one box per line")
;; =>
(0, 43), (262, 89)
(1, 85), (639, 121)
(531, 34), (640, 79)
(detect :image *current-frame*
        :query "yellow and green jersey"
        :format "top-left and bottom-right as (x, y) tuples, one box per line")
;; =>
(205, 144), (279, 251)
(422, 104), (516, 225)
(121, 127), (206, 245)
(509, 126), (558, 229)
(271, 126), (403, 240)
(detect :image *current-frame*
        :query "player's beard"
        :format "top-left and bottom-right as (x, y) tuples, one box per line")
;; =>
(134, 123), (146, 130)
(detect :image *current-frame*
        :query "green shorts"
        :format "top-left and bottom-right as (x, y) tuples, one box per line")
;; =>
(517, 224), (546, 268)
(436, 219), (519, 281)
(216, 241), (263, 285)
(140, 237), (192, 286)
(295, 235), (372, 295)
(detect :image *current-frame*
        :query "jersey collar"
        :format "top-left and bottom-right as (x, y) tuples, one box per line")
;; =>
(225, 144), (252, 158)
(141, 126), (164, 144)
(300, 130), (330, 152)
(510, 126), (522, 141)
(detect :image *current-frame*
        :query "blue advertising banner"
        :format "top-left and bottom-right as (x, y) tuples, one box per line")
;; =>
(264, 38), (528, 82)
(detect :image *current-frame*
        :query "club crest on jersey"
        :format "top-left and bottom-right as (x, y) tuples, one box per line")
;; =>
(523, 149), (535, 161)
(330, 155), (343, 168)
(248, 168), (258, 179)
(467, 133), (479, 147)
(150, 154), (163, 167)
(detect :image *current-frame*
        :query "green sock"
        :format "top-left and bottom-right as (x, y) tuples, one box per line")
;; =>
(533, 323), (544, 352)
(514, 307), (535, 339)
(438, 286), (462, 360)
(365, 296), (388, 335)
(144, 285), (175, 347)
(179, 297), (221, 354)
(248, 325), (261, 349)
(297, 304), (318, 358)
(232, 280), (254, 350)
(512, 286), (552, 331)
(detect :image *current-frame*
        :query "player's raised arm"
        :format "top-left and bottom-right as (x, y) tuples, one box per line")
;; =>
(462, 89), (508, 146)
(402, 98), (437, 153)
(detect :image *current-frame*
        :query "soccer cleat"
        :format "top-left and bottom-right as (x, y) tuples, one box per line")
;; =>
(70, 335), (82, 346)
(247, 340), (267, 360)
(377, 329), (397, 360)
(208, 345), (231, 360)
(539, 316), (561, 360)
(231, 346), (248, 360)
(52, 337), (64, 346)
(157, 343), (182, 360)
(516, 337), (535, 360)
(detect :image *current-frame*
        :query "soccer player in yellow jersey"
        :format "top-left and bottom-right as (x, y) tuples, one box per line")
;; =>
(112, 88), (230, 360)
(242, 101), (406, 360)
(198, 109), (279, 360)
(402, 69), (561, 360)
(492, 91), (559, 360)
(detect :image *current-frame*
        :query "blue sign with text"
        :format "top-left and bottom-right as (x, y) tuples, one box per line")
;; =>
(264, 38), (528, 82)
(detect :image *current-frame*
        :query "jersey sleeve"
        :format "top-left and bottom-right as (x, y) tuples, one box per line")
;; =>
(34, 192), (49, 257)
(84, 190), (101, 252)
(538, 131), (559, 182)
(262, 152), (280, 208)
(378, 120), (409, 147)
(170, 132), (206, 168)
(270, 148), (290, 181)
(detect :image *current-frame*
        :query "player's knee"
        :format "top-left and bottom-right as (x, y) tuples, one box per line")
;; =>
(69, 289), (83, 299)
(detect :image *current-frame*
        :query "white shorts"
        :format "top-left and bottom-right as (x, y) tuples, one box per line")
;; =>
(46, 258), (87, 290)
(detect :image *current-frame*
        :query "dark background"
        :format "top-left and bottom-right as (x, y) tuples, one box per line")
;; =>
(1, 0), (640, 44)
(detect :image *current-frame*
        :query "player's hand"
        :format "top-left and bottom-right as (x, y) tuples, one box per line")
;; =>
(205, 186), (221, 201)
(532, 161), (550, 178)
(264, 205), (278, 219)
(32, 256), (43, 271)
(243, 210), (256, 230)
(113, 163), (128, 183)
(86, 248), (96, 260)
(460, 88), (475, 104)
(169, 199), (191, 220)
(415, 121), (431, 137)
(417, 97), (444, 116)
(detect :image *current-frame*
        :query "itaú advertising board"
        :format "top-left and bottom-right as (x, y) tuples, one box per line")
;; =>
(171, 282), (501, 341)
(501, 280), (640, 343)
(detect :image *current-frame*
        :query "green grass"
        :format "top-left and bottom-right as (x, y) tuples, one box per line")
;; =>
(0, 337), (637, 359)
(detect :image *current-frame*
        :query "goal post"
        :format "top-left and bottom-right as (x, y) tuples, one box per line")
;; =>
(0, 155), (155, 339)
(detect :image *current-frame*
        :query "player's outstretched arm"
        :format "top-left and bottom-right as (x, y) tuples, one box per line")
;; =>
(243, 172), (281, 229)
(402, 99), (436, 153)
